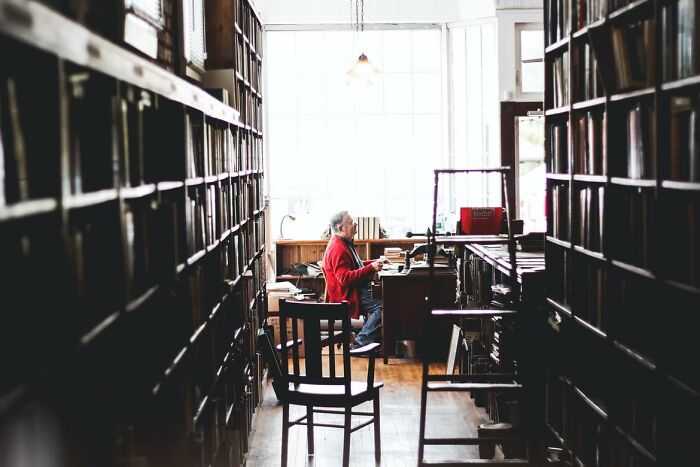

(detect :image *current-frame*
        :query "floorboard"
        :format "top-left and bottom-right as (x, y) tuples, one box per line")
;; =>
(245, 358), (502, 466)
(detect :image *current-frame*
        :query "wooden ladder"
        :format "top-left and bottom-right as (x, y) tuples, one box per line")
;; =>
(417, 168), (532, 466)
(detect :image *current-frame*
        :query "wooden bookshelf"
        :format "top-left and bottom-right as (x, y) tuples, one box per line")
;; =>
(0, 0), (266, 466)
(544, 0), (700, 465)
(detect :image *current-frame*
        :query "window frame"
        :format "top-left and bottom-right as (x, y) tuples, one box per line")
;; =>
(514, 22), (544, 100)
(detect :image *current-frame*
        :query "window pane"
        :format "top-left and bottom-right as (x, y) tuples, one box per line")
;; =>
(517, 116), (546, 233)
(521, 61), (544, 93)
(520, 30), (544, 61)
(412, 29), (441, 72)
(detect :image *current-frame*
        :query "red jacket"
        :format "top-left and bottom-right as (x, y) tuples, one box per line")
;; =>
(323, 235), (375, 319)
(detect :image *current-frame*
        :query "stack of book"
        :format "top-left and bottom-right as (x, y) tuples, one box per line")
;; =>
(355, 216), (381, 239)
(383, 247), (404, 264)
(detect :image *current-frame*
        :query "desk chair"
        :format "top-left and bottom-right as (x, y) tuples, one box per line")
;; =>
(257, 300), (383, 467)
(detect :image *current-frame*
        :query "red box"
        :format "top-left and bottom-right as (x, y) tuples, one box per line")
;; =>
(460, 207), (504, 235)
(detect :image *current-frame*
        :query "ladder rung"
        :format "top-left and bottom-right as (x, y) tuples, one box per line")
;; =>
(420, 460), (529, 466)
(435, 167), (510, 174)
(424, 437), (521, 446)
(426, 374), (518, 383)
(427, 382), (522, 392)
(432, 309), (517, 317)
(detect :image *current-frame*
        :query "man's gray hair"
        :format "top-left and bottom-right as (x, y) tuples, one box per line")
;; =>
(330, 211), (348, 232)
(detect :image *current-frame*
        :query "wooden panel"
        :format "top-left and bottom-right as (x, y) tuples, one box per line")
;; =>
(275, 238), (417, 274)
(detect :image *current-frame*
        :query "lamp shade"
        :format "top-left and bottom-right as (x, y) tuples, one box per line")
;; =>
(345, 53), (380, 86)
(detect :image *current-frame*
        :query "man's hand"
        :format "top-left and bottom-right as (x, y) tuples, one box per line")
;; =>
(371, 260), (384, 271)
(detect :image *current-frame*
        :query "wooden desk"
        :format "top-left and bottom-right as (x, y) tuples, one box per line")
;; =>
(379, 269), (457, 364)
(274, 238), (420, 297)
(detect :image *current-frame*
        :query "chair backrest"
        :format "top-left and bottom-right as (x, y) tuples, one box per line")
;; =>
(279, 300), (353, 392)
(319, 262), (329, 303)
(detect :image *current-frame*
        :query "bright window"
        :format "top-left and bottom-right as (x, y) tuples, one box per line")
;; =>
(266, 28), (444, 239)
(516, 24), (544, 96)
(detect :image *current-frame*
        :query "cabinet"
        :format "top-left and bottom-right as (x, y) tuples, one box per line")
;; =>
(544, 0), (700, 464)
(0, 0), (265, 466)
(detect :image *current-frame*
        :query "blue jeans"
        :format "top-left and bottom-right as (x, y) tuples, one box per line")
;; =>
(355, 287), (382, 346)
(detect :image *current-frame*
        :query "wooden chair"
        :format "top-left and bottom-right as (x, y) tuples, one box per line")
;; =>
(257, 300), (383, 467)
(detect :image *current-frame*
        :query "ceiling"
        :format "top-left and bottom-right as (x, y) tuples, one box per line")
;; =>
(253, 0), (542, 25)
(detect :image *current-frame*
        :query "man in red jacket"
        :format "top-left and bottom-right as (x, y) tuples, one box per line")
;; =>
(323, 211), (384, 347)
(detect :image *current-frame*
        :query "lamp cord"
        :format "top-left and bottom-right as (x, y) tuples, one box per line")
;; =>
(361, 0), (364, 32)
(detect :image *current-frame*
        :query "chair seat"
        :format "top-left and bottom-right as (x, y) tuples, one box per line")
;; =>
(287, 381), (384, 406)
(320, 316), (365, 330)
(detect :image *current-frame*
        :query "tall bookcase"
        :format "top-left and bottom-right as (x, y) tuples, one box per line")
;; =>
(544, 0), (700, 465)
(0, 1), (266, 466)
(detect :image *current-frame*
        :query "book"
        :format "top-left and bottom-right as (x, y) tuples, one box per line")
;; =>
(5, 77), (29, 202)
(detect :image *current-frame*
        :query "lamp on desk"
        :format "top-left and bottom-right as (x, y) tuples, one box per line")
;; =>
(279, 214), (296, 239)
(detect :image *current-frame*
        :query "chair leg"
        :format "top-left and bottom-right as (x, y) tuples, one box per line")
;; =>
(373, 392), (381, 464)
(282, 403), (289, 467)
(343, 407), (351, 467)
(307, 405), (315, 455)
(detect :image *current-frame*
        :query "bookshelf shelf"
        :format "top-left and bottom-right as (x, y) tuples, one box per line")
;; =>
(0, 198), (58, 221)
(609, 86), (655, 103)
(573, 174), (607, 183)
(661, 74), (700, 92)
(78, 310), (120, 347)
(156, 181), (184, 191)
(608, 0), (654, 21)
(546, 173), (570, 181)
(121, 184), (156, 199)
(614, 425), (658, 464)
(668, 375), (700, 400)
(610, 177), (657, 187)
(185, 177), (205, 186)
(572, 96), (606, 110)
(611, 259), (655, 279)
(661, 180), (700, 191)
(125, 284), (160, 314)
(573, 315), (607, 340)
(545, 36), (570, 55)
(547, 297), (572, 318)
(545, 105), (571, 116)
(64, 189), (119, 209)
(665, 279), (700, 295)
(572, 25), (590, 39)
(187, 249), (206, 266)
(572, 384), (609, 420)
(546, 235), (572, 248)
(573, 245), (605, 261)
(612, 339), (657, 372)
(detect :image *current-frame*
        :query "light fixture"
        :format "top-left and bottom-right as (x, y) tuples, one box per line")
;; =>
(345, 0), (380, 86)
(279, 214), (296, 239)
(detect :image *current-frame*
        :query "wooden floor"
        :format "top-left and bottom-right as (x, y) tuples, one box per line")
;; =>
(245, 357), (499, 467)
